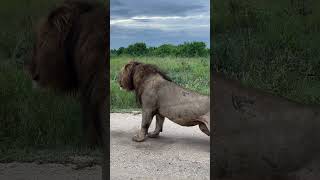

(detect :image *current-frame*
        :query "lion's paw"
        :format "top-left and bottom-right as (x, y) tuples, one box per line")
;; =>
(132, 134), (146, 142)
(147, 132), (160, 138)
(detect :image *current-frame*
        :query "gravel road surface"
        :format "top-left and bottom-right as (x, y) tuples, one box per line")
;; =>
(110, 112), (210, 180)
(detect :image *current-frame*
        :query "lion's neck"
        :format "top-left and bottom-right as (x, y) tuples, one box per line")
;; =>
(133, 73), (167, 105)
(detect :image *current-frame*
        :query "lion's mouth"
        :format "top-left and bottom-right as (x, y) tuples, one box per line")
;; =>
(119, 84), (124, 90)
(32, 80), (40, 90)
(118, 79), (124, 90)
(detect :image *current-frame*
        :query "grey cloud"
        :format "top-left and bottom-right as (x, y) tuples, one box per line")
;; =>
(110, 0), (210, 49)
(111, 0), (208, 18)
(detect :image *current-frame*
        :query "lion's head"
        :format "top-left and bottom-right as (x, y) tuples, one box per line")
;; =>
(118, 61), (172, 91)
(25, 0), (98, 91)
(118, 61), (141, 91)
(118, 61), (172, 103)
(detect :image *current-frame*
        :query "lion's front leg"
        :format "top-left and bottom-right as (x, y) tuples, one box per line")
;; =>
(148, 114), (164, 138)
(132, 109), (153, 142)
(199, 123), (210, 136)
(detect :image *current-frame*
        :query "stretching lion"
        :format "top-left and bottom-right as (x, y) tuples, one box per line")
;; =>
(25, 0), (108, 146)
(118, 61), (210, 142)
(212, 72), (320, 179)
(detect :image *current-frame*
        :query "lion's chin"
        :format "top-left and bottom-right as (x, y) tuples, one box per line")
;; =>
(32, 80), (40, 90)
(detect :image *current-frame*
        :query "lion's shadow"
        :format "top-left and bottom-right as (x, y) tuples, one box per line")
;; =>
(111, 130), (210, 153)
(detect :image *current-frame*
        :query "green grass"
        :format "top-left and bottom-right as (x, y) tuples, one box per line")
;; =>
(111, 56), (210, 111)
(0, 59), (84, 151)
(0, 59), (102, 162)
(212, 0), (320, 105)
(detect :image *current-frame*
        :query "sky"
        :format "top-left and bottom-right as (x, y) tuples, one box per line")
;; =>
(110, 0), (210, 49)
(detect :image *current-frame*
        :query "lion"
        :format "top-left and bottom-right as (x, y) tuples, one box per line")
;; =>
(118, 61), (210, 142)
(25, 0), (108, 147)
(212, 72), (320, 179)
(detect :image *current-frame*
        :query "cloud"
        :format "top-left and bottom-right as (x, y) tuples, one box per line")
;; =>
(110, 0), (209, 49)
(111, 14), (209, 31)
(111, 0), (208, 18)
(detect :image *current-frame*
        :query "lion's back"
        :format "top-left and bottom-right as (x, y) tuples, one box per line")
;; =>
(156, 80), (210, 120)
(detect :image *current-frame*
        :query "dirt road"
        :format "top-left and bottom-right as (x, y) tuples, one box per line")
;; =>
(110, 112), (210, 180)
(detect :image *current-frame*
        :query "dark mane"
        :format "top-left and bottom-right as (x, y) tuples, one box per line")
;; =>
(140, 63), (172, 82)
(131, 62), (172, 105)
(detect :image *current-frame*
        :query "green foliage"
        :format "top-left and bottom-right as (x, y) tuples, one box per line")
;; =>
(175, 42), (208, 57)
(153, 44), (177, 57)
(111, 41), (210, 57)
(212, 0), (320, 104)
(111, 56), (210, 111)
(125, 42), (148, 56)
(0, 60), (83, 151)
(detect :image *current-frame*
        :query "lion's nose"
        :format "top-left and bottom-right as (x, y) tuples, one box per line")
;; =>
(33, 74), (40, 81)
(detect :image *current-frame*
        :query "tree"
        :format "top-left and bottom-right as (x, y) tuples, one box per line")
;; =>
(126, 42), (148, 56)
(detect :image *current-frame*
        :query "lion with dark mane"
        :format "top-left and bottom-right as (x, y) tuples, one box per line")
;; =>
(25, 0), (108, 146)
(118, 61), (210, 142)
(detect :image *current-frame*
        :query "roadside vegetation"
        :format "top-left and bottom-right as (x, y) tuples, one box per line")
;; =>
(212, 0), (320, 104)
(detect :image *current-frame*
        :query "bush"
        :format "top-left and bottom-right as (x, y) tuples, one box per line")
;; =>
(125, 42), (148, 56)
(111, 41), (209, 57)
(153, 44), (176, 57)
(175, 42), (208, 57)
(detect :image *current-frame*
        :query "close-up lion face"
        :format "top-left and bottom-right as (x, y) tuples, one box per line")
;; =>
(27, 22), (63, 89)
(27, 25), (49, 88)
(118, 61), (140, 91)
(25, 2), (87, 91)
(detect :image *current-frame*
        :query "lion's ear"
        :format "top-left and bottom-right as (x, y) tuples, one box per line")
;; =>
(128, 60), (140, 65)
(48, 1), (94, 33)
(48, 6), (74, 33)
(124, 63), (132, 70)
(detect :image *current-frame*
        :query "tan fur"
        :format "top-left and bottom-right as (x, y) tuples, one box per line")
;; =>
(25, 0), (108, 146)
(118, 61), (210, 142)
(212, 72), (320, 179)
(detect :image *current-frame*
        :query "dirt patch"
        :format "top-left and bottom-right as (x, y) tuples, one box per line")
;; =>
(0, 162), (101, 180)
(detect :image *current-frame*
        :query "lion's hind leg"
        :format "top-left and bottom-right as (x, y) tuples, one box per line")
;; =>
(198, 114), (210, 136)
(148, 114), (165, 138)
(199, 122), (210, 136)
